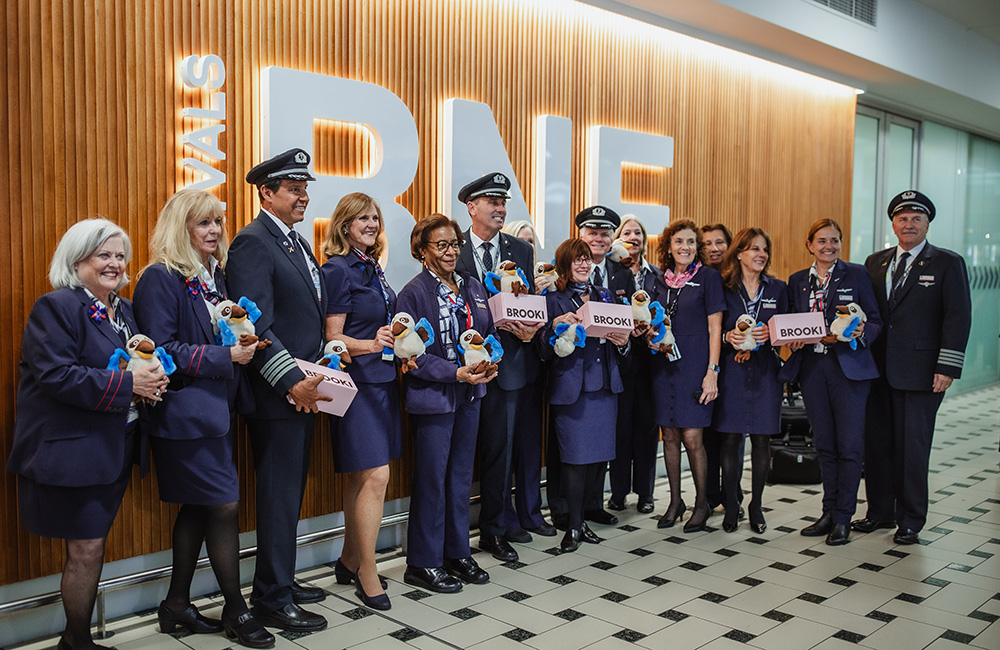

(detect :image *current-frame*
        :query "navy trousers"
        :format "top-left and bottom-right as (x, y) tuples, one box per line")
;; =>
(407, 398), (481, 568)
(799, 352), (870, 525)
(864, 380), (943, 532)
(610, 369), (658, 503)
(246, 415), (315, 613)
(503, 382), (545, 530)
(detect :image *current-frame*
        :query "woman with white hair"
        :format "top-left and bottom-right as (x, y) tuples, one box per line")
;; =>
(133, 189), (273, 648)
(7, 218), (168, 650)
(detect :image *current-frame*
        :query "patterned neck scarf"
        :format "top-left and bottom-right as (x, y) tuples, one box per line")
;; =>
(664, 261), (701, 289)
(808, 262), (832, 313)
(352, 247), (392, 320)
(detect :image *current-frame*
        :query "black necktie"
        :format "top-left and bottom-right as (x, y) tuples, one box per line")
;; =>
(592, 266), (603, 287)
(889, 251), (909, 309)
(481, 242), (494, 275)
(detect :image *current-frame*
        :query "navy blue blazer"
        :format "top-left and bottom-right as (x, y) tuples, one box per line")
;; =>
(395, 268), (495, 414)
(780, 259), (882, 383)
(539, 287), (625, 405)
(865, 243), (971, 391)
(226, 212), (327, 418)
(133, 264), (250, 440)
(7, 287), (139, 487)
(456, 229), (540, 391)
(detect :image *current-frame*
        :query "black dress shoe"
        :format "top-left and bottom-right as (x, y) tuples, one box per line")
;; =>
(57, 638), (117, 650)
(560, 528), (581, 553)
(404, 566), (463, 593)
(750, 521), (767, 534)
(637, 499), (654, 514)
(504, 528), (532, 544)
(526, 521), (558, 537)
(851, 517), (896, 533)
(584, 509), (619, 526)
(157, 601), (223, 634)
(580, 521), (604, 544)
(290, 582), (326, 604)
(801, 512), (834, 537)
(334, 558), (388, 589)
(721, 509), (739, 533)
(479, 533), (519, 561)
(354, 574), (391, 610)
(657, 500), (686, 529)
(893, 527), (919, 545)
(444, 557), (490, 585)
(252, 603), (328, 632)
(222, 610), (275, 649)
(607, 497), (626, 511)
(553, 513), (569, 531)
(826, 523), (850, 546)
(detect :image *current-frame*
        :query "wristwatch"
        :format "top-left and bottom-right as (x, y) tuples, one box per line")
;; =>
(708, 364), (720, 372)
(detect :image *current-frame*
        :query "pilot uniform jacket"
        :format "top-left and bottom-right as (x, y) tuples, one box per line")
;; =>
(865, 243), (971, 390)
(8, 287), (139, 487)
(780, 259), (882, 384)
(226, 211), (327, 417)
(395, 268), (495, 414)
(133, 263), (250, 440)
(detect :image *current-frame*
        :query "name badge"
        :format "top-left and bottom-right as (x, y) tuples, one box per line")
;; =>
(474, 298), (488, 310)
(919, 275), (934, 282)
(838, 294), (853, 301)
(761, 298), (777, 309)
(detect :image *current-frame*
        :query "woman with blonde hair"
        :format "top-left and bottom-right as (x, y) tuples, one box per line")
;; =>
(133, 189), (273, 648)
(319, 192), (401, 609)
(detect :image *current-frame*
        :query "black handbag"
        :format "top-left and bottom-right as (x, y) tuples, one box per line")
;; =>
(768, 384), (821, 484)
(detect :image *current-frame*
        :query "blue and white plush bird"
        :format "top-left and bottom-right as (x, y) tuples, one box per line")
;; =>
(458, 328), (504, 374)
(107, 334), (177, 403)
(649, 315), (676, 356)
(549, 322), (587, 358)
(212, 297), (270, 349)
(733, 314), (762, 363)
(828, 302), (867, 350)
(606, 238), (633, 264)
(630, 290), (665, 331)
(391, 311), (435, 373)
(484, 260), (530, 297)
(318, 340), (351, 370)
(534, 261), (556, 295)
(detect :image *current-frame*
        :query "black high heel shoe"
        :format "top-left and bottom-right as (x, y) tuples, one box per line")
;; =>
(354, 573), (391, 611)
(334, 558), (388, 589)
(683, 504), (711, 533)
(657, 500), (687, 529)
(157, 601), (223, 634)
(223, 610), (275, 649)
(722, 509), (739, 533)
(748, 503), (766, 534)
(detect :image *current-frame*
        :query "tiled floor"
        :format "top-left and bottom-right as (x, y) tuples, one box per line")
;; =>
(12, 384), (1000, 650)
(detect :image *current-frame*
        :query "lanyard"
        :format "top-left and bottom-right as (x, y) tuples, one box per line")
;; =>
(740, 282), (763, 321)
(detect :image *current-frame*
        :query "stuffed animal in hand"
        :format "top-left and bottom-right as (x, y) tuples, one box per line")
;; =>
(549, 322), (587, 358)
(318, 340), (351, 370)
(534, 261), (556, 295)
(485, 260), (530, 297)
(630, 290), (665, 332)
(606, 238), (633, 264)
(458, 328), (503, 375)
(650, 315), (676, 356)
(733, 314), (761, 363)
(391, 312), (435, 373)
(825, 302), (867, 350)
(213, 297), (271, 349)
(107, 334), (177, 403)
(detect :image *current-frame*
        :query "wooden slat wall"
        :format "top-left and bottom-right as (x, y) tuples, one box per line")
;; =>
(0, 0), (856, 585)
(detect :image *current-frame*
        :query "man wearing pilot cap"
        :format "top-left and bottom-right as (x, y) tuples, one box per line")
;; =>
(227, 148), (331, 631)
(856, 190), (971, 546)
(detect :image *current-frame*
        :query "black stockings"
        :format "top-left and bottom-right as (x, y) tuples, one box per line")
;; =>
(62, 537), (106, 648)
(720, 434), (770, 525)
(165, 502), (247, 616)
(562, 462), (601, 530)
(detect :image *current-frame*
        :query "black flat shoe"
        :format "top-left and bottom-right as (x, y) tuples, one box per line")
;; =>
(851, 517), (896, 533)
(334, 558), (388, 589)
(584, 509), (619, 526)
(57, 637), (117, 650)
(826, 523), (850, 546)
(404, 566), (463, 593)
(801, 512), (833, 537)
(252, 603), (327, 633)
(657, 500), (687, 529)
(580, 521), (603, 544)
(637, 499), (654, 514)
(290, 582), (326, 604)
(504, 527), (532, 544)
(157, 601), (223, 634)
(526, 521), (558, 537)
(893, 527), (919, 545)
(479, 533), (519, 561)
(354, 575), (391, 610)
(683, 504), (710, 534)
(560, 528), (581, 553)
(443, 557), (490, 585)
(607, 497), (626, 511)
(222, 610), (276, 649)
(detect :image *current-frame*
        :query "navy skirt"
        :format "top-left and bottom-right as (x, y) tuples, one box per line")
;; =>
(332, 380), (403, 473)
(552, 389), (616, 465)
(651, 333), (715, 428)
(150, 430), (239, 505)
(18, 427), (137, 540)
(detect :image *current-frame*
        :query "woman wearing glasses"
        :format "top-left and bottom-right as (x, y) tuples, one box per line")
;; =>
(396, 214), (498, 594)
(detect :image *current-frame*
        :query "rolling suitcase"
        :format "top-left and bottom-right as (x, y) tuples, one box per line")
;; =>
(768, 384), (821, 484)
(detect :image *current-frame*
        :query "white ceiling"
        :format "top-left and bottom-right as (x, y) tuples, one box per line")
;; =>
(914, 0), (1000, 45)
